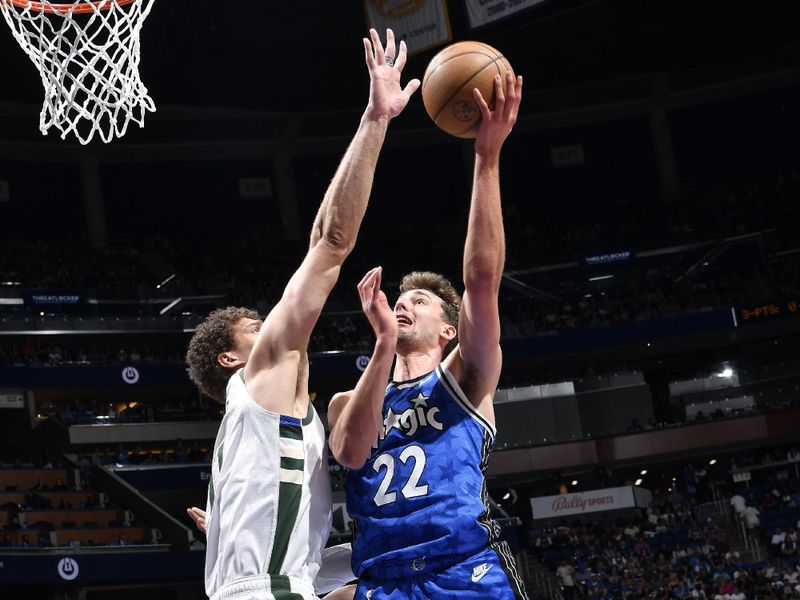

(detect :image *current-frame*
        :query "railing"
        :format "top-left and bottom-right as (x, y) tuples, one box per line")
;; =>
(518, 550), (564, 600)
(710, 481), (762, 562)
(738, 518), (762, 561)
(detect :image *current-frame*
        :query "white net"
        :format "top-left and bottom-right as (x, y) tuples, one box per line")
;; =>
(0, 0), (156, 144)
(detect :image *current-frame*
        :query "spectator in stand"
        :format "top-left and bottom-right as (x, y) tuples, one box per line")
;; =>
(633, 535), (651, 558)
(58, 496), (73, 509)
(771, 527), (786, 557)
(114, 445), (129, 467)
(742, 503), (759, 530)
(729, 493), (746, 520)
(174, 439), (189, 464)
(557, 560), (577, 599)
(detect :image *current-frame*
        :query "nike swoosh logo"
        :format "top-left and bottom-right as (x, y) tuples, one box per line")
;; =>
(471, 564), (492, 582)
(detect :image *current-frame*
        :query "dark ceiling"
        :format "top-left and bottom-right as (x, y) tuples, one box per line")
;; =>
(1, 0), (800, 115)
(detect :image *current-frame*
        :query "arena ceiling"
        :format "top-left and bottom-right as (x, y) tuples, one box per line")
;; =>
(1, 0), (799, 117)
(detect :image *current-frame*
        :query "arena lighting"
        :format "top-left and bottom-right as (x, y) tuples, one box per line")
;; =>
(709, 459), (717, 465)
(159, 297), (183, 315)
(640, 469), (648, 475)
(635, 479), (643, 486)
(571, 480), (578, 486)
(588, 274), (614, 281)
(156, 273), (175, 290)
(717, 367), (734, 378)
(502, 492), (511, 501)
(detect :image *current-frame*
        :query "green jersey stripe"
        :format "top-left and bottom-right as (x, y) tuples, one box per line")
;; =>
(280, 456), (304, 471)
(279, 424), (303, 440)
(267, 481), (302, 574)
(269, 574), (304, 600)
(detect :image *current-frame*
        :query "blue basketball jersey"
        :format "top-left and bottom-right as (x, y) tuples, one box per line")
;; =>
(346, 365), (501, 578)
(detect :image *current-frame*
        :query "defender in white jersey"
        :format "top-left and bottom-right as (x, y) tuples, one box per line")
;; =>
(185, 28), (419, 600)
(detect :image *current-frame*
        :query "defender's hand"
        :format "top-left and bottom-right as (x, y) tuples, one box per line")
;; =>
(363, 28), (420, 121)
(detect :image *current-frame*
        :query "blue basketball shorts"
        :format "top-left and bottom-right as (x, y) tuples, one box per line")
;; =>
(353, 541), (528, 600)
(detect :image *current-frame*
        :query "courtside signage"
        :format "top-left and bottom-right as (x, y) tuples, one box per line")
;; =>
(530, 486), (637, 519)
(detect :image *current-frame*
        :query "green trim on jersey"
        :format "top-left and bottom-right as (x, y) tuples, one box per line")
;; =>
(280, 456), (304, 471)
(301, 401), (315, 426)
(268, 417), (306, 575)
(268, 479), (303, 574)
(217, 442), (224, 470)
(269, 574), (305, 600)
(279, 422), (303, 440)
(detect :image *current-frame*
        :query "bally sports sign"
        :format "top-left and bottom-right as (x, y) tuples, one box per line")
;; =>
(530, 486), (652, 520)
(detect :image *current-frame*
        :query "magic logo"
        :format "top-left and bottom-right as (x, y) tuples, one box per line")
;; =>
(373, 393), (443, 447)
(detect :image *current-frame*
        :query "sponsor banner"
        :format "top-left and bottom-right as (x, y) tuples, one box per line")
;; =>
(531, 486), (643, 519)
(23, 291), (85, 306)
(0, 551), (203, 585)
(582, 249), (636, 267)
(0, 352), (369, 388)
(0, 393), (24, 409)
(363, 0), (451, 54)
(465, 0), (548, 29)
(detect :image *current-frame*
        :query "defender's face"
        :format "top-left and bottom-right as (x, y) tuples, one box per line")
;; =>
(227, 317), (262, 365)
(394, 289), (448, 348)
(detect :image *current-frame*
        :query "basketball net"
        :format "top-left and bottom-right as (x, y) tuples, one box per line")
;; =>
(0, 0), (156, 144)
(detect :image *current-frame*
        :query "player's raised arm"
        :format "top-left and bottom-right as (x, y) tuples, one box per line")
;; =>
(239, 30), (419, 412)
(328, 267), (398, 469)
(446, 72), (523, 419)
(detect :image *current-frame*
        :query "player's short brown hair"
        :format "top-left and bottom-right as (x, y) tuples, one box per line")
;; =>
(186, 306), (259, 403)
(399, 271), (461, 354)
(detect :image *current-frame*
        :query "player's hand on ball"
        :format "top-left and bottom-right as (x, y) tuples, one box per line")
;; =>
(187, 506), (207, 533)
(474, 71), (523, 157)
(363, 28), (420, 121)
(358, 267), (397, 341)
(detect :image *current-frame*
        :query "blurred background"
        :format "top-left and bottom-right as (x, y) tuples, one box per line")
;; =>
(1, 0), (800, 598)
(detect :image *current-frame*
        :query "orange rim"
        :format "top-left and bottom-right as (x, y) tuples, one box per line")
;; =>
(6, 0), (135, 14)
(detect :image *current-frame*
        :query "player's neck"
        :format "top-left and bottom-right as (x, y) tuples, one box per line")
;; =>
(392, 349), (441, 382)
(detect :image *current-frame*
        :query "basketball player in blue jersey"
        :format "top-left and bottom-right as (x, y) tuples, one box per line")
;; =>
(184, 29), (419, 600)
(327, 71), (527, 600)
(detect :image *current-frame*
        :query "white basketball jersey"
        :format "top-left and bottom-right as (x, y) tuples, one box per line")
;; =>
(205, 369), (333, 600)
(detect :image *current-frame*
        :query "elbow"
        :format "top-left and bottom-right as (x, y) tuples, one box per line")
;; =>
(464, 267), (502, 292)
(319, 227), (354, 257)
(330, 435), (367, 471)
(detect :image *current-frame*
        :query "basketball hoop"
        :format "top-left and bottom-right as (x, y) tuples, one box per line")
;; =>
(0, 0), (156, 144)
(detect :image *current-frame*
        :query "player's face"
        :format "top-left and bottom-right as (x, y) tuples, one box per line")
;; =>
(229, 317), (262, 364)
(394, 289), (449, 350)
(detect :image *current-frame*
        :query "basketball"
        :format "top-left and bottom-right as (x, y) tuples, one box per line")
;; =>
(421, 40), (514, 138)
